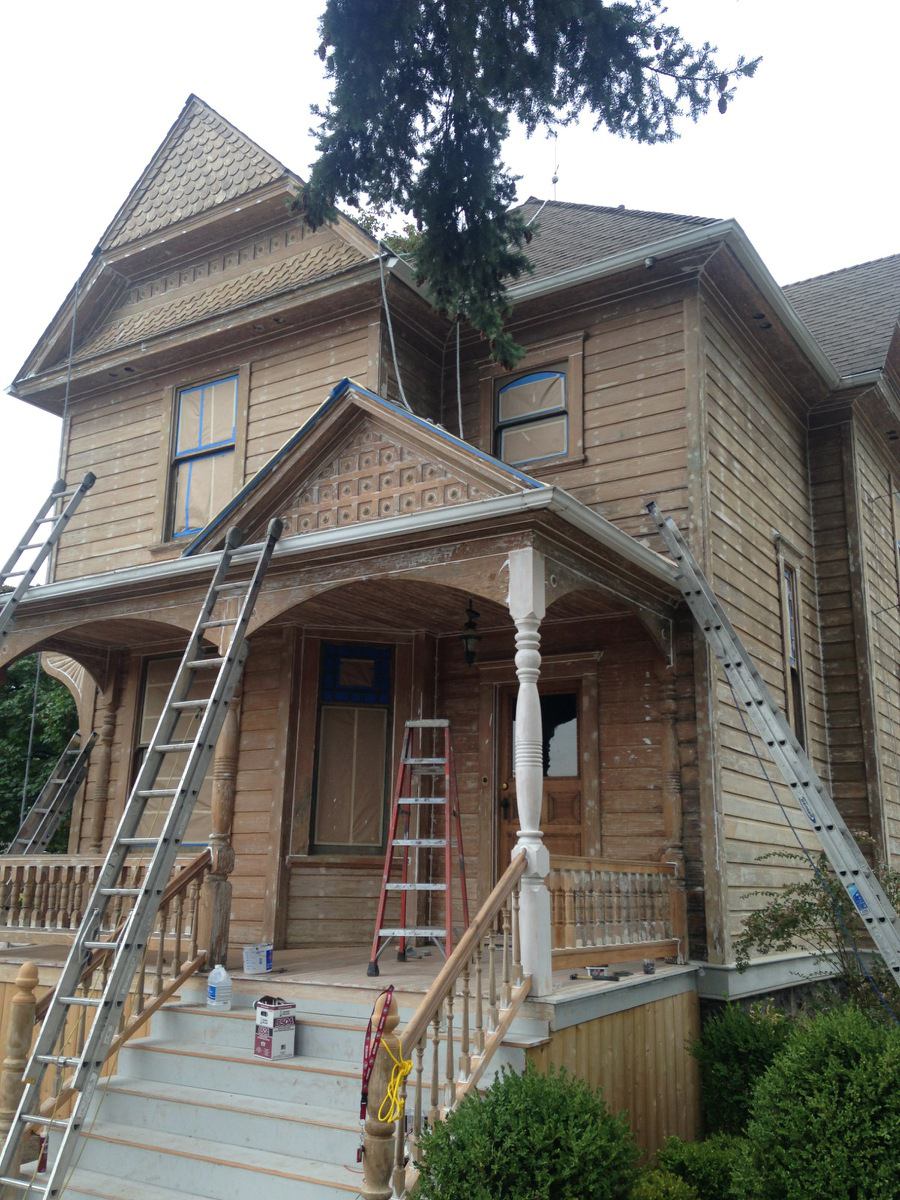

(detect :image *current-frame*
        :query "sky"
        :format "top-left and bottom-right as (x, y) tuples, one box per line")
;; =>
(0, 0), (897, 570)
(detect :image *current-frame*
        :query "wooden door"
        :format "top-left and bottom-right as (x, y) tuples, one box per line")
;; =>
(497, 684), (583, 871)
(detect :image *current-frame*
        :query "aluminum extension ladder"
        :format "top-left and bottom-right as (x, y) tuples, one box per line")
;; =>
(368, 719), (469, 976)
(5, 730), (98, 855)
(0, 518), (282, 1197)
(648, 501), (900, 991)
(0, 474), (96, 642)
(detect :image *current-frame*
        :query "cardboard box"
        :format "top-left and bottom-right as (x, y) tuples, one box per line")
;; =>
(253, 1023), (295, 1061)
(254, 997), (296, 1029)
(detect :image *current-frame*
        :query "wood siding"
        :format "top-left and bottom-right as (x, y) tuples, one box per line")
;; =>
(526, 985), (701, 1154)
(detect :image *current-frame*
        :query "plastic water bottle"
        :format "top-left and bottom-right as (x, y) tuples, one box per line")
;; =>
(207, 964), (233, 1011)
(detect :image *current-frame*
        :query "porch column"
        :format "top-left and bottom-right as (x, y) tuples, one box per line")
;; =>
(87, 673), (120, 853)
(198, 687), (241, 967)
(507, 547), (553, 997)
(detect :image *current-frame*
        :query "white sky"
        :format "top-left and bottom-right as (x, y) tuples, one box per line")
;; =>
(1, 0), (897, 569)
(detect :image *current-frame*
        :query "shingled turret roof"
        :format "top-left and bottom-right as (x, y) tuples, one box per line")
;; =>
(783, 254), (900, 377)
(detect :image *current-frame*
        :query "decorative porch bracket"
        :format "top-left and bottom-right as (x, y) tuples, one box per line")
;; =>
(507, 547), (553, 997)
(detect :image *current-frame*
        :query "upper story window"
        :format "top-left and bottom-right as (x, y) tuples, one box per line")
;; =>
(479, 333), (585, 473)
(775, 533), (807, 750)
(496, 370), (568, 467)
(170, 375), (238, 538)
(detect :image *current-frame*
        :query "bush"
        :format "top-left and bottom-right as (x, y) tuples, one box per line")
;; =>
(689, 1001), (791, 1134)
(411, 1061), (639, 1200)
(631, 1170), (699, 1200)
(656, 1135), (744, 1200)
(735, 1005), (900, 1200)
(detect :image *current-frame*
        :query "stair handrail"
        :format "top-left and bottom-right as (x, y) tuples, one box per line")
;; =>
(362, 853), (531, 1198)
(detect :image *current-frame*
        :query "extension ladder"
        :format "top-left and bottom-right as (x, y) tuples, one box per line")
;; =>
(5, 730), (98, 855)
(648, 502), (900, 991)
(0, 519), (282, 1197)
(0, 474), (96, 641)
(368, 719), (469, 976)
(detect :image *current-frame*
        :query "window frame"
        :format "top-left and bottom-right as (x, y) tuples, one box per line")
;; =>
(479, 333), (585, 473)
(154, 365), (249, 548)
(774, 533), (807, 749)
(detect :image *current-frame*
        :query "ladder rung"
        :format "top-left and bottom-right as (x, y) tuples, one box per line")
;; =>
(385, 883), (447, 891)
(98, 887), (141, 896)
(3, 570), (28, 578)
(407, 719), (449, 728)
(21, 1114), (69, 1130)
(137, 789), (177, 798)
(155, 742), (194, 753)
(60, 996), (101, 1007)
(213, 582), (248, 594)
(397, 797), (445, 805)
(186, 657), (226, 669)
(84, 940), (119, 950)
(36, 1054), (82, 1068)
(0, 1175), (47, 1192)
(379, 928), (447, 938)
(117, 837), (160, 848)
(201, 618), (238, 628)
(404, 757), (446, 765)
(392, 838), (446, 847)
(171, 699), (210, 710)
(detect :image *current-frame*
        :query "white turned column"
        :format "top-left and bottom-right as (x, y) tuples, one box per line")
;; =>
(507, 548), (553, 996)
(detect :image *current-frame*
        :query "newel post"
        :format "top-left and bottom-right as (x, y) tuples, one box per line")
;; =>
(198, 687), (241, 967)
(361, 991), (401, 1200)
(507, 547), (553, 996)
(0, 961), (38, 1188)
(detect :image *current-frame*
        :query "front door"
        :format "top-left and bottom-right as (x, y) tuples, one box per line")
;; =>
(497, 684), (583, 870)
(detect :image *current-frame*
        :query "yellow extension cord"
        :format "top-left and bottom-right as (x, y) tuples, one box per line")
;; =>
(378, 1037), (413, 1124)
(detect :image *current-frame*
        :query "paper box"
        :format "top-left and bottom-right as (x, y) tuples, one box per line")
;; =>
(254, 996), (296, 1029)
(253, 1023), (295, 1061)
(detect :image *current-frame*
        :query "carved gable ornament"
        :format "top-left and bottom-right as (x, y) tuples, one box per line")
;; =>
(183, 380), (542, 556)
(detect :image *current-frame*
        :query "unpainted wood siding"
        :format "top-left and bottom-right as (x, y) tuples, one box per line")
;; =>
(701, 301), (830, 942)
(853, 415), (900, 860)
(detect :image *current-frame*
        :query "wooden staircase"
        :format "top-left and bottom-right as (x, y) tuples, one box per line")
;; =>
(41, 985), (545, 1199)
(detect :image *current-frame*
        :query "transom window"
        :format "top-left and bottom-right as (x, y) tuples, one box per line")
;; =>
(170, 376), (238, 537)
(496, 370), (567, 467)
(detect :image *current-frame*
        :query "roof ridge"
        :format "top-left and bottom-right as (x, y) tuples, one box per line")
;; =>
(784, 251), (900, 290)
(517, 195), (717, 226)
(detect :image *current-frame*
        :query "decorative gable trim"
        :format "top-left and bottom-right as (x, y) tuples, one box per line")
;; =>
(182, 379), (544, 555)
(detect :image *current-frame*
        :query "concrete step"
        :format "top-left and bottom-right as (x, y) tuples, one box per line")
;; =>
(68, 1121), (359, 1200)
(153, 1004), (371, 1062)
(118, 1038), (361, 1109)
(90, 1076), (358, 1164)
(59, 1167), (208, 1200)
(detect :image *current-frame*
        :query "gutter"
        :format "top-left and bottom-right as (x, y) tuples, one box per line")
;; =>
(14, 488), (679, 611)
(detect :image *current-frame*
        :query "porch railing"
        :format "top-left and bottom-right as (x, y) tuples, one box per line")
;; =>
(0, 854), (206, 947)
(363, 853), (531, 1199)
(549, 856), (686, 966)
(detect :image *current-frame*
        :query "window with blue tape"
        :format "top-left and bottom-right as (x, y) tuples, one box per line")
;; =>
(171, 375), (238, 537)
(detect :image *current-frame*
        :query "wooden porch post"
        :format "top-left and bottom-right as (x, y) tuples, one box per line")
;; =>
(198, 688), (241, 967)
(87, 673), (120, 853)
(657, 658), (688, 960)
(0, 961), (38, 1193)
(507, 548), (553, 996)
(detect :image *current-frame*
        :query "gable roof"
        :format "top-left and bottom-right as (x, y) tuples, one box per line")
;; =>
(783, 254), (900, 377)
(98, 95), (289, 252)
(183, 378), (544, 555)
(514, 197), (718, 284)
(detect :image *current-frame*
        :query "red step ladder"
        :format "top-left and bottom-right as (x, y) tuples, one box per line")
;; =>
(368, 719), (469, 976)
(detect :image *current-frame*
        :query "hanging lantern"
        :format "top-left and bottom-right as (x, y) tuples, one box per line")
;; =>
(460, 599), (481, 667)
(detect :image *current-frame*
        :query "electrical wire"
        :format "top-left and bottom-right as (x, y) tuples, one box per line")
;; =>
(377, 242), (412, 413)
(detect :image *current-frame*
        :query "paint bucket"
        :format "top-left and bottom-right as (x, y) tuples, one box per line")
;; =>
(242, 943), (274, 974)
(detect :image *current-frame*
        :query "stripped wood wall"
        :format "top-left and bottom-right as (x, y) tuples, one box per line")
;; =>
(525, 985), (701, 1154)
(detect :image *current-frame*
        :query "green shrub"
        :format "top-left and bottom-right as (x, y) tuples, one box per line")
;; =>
(656, 1135), (744, 1200)
(411, 1061), (639, 1200)
(689, 1001), (791, 1134)
(631, 1169), (699, 1200)
(735, 1004), (900, 1200)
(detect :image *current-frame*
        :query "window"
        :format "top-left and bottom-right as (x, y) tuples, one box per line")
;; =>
(775, 537), (807, 748)
(479, 333), (584, 472)
(133, 656), (214, 844)
(311, 644), (392, 853)
(170, 375), (238, 537)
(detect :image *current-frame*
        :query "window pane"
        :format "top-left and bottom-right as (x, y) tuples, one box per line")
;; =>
(314, 706), (387, 847)
(172, 449), (234, 536)
(202, 378), (237, 447)
(512, 692), (579, 778)
(500, 414), (567, 466)
(175, 386), (203, 455)
(339, 657), (375, 689)
(498, 372), (565, 423)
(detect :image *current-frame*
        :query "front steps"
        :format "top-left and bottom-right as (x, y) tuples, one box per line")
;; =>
(45, 987), (546, 1199)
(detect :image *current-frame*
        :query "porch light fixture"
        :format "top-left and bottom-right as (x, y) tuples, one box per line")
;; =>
(460, 599), (481, 667)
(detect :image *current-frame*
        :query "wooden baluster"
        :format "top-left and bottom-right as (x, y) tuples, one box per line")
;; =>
(187, 876), (201, 960)
(361, 991), (400, 1200)
(46, 866), (60, 933)
(3, 867), (21, 931)
(391, 1071), (408, 1198)
(512, 883), (523, 986)
(444, 992), (455, 1109)
(0, 960), (38, 1178)
(584, 871), (596, 949)
(172, 889), (185, 979)
(563, 869), (576, 948)
(428, 1013), (441, 1126)
(459, 961), (472, 1078)
(487, 930), (499, 1031)
(0, 871), (10, 938)
(473, 942), (485, 1055)
(576, 870), (587, 947)
(56, 865), (71, 931)
(136, 948), (147, 1019)
(154, 902), (169, 996)
(601, 871), (614, 946)
(21, 864), (36, 928)
(71, 866), (85, 928)
(501, 903), (512, 1007)
(412, 1038), (425, 1164)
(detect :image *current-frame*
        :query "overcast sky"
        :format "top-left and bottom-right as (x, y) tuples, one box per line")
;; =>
(1, 0), (897, 570)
